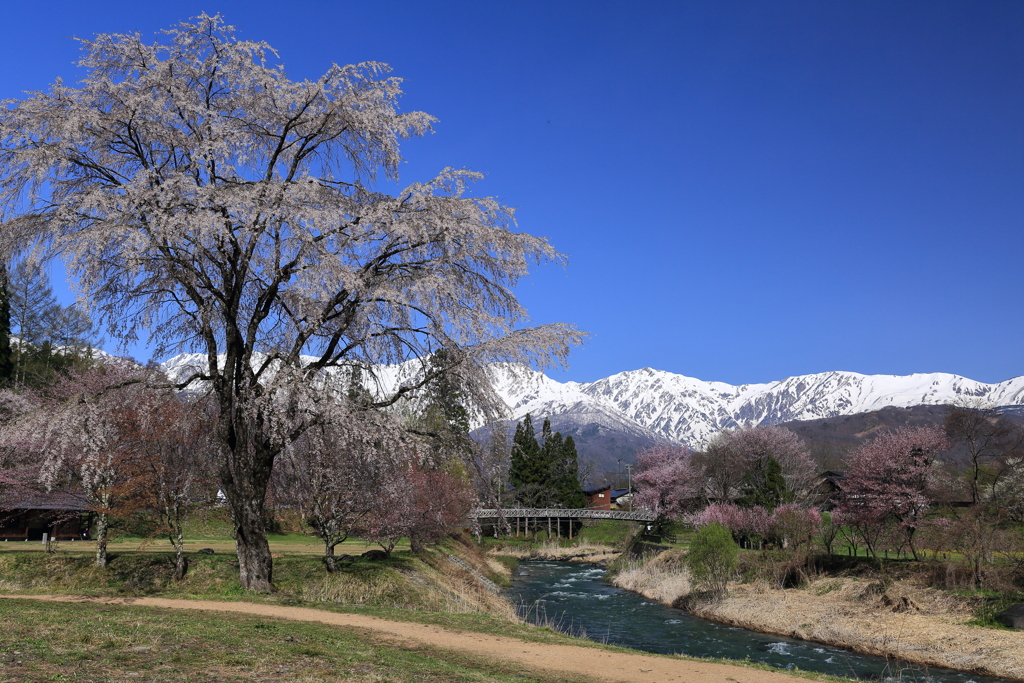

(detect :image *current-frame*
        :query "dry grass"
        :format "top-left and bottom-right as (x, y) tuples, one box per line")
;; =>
(613, 549), (693, 605)
(608, 553), (1024, 680)
(295, 549), (519, 620)
(492, 540), (619, 565)
(687, 578), (1024, 679)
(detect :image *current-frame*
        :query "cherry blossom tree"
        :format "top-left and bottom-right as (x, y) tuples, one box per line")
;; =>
(404, 463), (473, 553)
(0, 388), (36, 521)
(278, 409), (410, 571)
(353, 454), (472, 557)
(2, 361), (161, 567)
(770, 503), (822, 551)
(633, 444), (702, 522)
(690, 502), (772, 549)
(0, 15), (582, 589)
(129, 393), (218, 579)
(689, 501), (820, 552)
(945, 403), (1024, 504)
(697, 426), (815, 504)
(836, 426), (951, 561)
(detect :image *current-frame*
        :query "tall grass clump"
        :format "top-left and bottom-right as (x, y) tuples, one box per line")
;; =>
(686, 523), (738, 594)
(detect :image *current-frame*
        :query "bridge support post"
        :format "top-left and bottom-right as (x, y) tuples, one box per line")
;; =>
(569, 518), (573, 540)
(547, 516), (551, 539)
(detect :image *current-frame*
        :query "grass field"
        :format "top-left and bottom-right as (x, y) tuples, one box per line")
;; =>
(0, 529), (870, 683)
(1, 533), (407, 557)
(0, 598), (591, 683)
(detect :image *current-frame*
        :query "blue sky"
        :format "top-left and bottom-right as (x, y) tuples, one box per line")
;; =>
(1, 1), (1020, 385)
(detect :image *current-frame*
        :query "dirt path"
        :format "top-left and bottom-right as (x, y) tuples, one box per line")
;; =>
(0, 594), (808, 683)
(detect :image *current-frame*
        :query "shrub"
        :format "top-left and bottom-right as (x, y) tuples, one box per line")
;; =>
(686, 523), (739, 594)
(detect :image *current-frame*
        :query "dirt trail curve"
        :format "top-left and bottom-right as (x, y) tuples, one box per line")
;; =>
(1, 594), (808, 683)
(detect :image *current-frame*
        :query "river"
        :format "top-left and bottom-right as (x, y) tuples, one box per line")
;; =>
(507, 561), (1010, 683)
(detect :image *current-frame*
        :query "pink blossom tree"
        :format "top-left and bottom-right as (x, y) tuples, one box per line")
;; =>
(770, 503), (822, 551)
(698, 426), (815, 504)
(2, 361), (165, 567)
(352, 455), (471, 557)
(836, 426), (952, 561)
(0, 14), (583, 590)
(690, 502), (772, 549)
(278, 407), (412, 571)
(633, 444), (703, 523)
(129, 394), (218, 579)
(690, 501), (820, 551)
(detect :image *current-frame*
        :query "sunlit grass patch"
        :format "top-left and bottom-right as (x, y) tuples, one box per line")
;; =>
(0, 599), (591, 683)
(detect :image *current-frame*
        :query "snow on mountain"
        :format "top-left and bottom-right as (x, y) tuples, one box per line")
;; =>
(496, 366), (1024, 448)
(158, 353), (1024, 449)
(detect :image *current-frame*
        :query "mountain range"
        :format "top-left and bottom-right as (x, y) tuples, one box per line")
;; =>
(486, 366), (1024, 476)
(159, 354), (1024, 475)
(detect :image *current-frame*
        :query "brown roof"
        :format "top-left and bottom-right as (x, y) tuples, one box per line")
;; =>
(0, 491), (90, 512)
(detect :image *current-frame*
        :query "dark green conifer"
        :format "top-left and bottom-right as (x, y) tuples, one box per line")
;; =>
(737, 455), (792, 511)
(509, 414), (542, 503)
(509, 415), (585, 508)
(554, 435), (586, 508)
(0, 263), (11, 385)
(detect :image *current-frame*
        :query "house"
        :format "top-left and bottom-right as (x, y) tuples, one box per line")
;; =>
(609, 488), (632, 509)
(0, 492), (91, 541)
(582, 484), (612, 510)
(813, 471), (846, 510)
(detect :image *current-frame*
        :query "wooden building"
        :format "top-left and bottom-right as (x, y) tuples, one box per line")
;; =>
(582, 484), (612, 510)
(0, 492), (91, 541)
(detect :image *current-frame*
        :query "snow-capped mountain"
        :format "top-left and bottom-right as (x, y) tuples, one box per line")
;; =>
(489, 365), (1024, 448)
(158, 353), (1024, 450)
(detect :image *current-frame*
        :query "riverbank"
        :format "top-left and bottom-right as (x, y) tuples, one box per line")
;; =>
(611, 550), (1024, 680)
(491, 540), (621, 566)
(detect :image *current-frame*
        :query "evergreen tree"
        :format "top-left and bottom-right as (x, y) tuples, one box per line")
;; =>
(508, 415), (585, 508)
(554, 435), (586, 508)
(509, 414), (546, 505)
(737, 455), (792, 511)
(9, 260), (59, 383)
(418, 351), (473, 463)
(0, 263), (11, 384)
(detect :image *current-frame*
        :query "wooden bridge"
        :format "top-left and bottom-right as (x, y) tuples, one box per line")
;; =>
(468, 507), (657, 539)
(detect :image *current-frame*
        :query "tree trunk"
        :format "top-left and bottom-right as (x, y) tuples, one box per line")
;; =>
(173, 527), (188, 580)
(216, 400), (276, 592)
(410, 534), (425, 554)
(230, 499), (274, 591)
(94, 511), (109, 568)
(323, 540), (337, 573)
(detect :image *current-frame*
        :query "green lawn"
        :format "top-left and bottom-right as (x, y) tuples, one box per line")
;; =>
(2, 533), (408, 557)
(0, 598), (592, 683)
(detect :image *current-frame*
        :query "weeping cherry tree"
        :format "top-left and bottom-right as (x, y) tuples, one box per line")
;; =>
(0, 15), (583, 590)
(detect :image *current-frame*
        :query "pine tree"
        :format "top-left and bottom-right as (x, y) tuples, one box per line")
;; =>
(509, 414), (544, 504)
(737, 455), (792, 511)
(0, 263), (11, 385)
(9, 261), (60, 383)
(418, 350), (473, 465)
(554, 435), (586, 508)
(509, 415), (585, 508)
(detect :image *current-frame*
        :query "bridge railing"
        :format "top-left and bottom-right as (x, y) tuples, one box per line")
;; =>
(468, 507), (656, 523)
